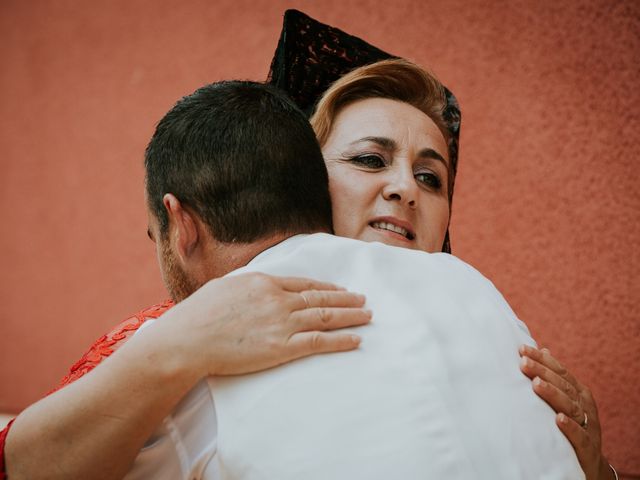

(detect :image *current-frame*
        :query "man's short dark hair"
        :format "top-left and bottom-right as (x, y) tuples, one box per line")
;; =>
(145, 81), (332, 242)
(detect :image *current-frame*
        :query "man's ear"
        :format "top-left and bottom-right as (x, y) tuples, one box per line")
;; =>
(162, 193), (199, 261)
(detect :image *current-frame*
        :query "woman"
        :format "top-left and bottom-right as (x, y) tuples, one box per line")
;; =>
(311, 58), (612, 480)
(2, 12), (613, 480)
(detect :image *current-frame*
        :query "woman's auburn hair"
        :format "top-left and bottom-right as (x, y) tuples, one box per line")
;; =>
(310, 59), (450, 149)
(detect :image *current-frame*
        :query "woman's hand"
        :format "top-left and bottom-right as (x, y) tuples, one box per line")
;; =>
(519, 345), (614, 480)
(146, 272), (372, 382)
(6, 273), (371, 480)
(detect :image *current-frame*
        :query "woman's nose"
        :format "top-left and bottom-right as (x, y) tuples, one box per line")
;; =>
(381, 168), (417, 208)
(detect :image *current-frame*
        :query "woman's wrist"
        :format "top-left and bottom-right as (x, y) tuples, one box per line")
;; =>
(597, 456), (617, 480)
(121, 313), (207, 394)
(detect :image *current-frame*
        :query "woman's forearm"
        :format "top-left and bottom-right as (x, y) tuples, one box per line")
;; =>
(5, 320), (199, 480)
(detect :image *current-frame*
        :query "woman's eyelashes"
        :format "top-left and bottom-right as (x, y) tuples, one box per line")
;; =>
(341, 152), (444, 191)
(346, 153), (386, 169)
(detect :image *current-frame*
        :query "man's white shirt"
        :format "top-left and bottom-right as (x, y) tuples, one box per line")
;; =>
(126, 233), (584, 479)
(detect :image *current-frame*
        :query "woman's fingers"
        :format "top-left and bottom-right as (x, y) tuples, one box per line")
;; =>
(276, 278), (371, 358)
(519, 344), (606, 480)
(520, 345), (579, 387)
(273, 275), (346, 293)
(530, 375), (583, 424)
(519, 345), (584, 421)
(292, 307), (372, 332)
(557, 413), (588, 453)
(294, 290), (367, 310)
(520, 355), (578, 398)
(287, 331), (362, 358)
(267, 275), (366, 311)
(174, 273), (371, 377)
(520, 356), (582, 417)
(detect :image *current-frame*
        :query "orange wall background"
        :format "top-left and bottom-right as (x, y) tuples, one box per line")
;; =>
(1, 0), (638, 474)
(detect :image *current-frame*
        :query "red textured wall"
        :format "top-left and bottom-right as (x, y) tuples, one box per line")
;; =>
(1, 0), (638, 474)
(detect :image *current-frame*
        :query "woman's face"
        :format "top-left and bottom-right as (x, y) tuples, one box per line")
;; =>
(322, 97), (450, 253)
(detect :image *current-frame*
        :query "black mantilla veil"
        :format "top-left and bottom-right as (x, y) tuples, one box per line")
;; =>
(267, 9), (461, 253)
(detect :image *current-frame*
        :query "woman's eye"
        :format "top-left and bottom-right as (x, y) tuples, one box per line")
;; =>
(415, 172), (442, 190)
(349, 154), (386, 169)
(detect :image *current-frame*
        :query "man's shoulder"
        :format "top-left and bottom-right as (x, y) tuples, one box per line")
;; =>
(239, 233), (491, 292)
(278, 233), (484, 275)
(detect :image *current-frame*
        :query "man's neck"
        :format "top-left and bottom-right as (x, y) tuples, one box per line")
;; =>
(213, 233), (296, 276)
(178, 229), (329, 302)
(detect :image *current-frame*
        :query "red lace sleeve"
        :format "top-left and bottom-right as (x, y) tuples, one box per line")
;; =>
(53, 299), (175, 392)
(0, 300), (175, 479)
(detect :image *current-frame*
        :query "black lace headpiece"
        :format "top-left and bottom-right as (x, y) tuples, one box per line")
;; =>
(267, 9), (461, 253)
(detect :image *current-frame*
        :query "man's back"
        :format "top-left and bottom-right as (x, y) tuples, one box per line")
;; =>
(129, 233), (583, 479)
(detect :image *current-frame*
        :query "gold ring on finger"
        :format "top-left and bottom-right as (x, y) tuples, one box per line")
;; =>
(300, 292), (310, 309)
(580, 412), (588, 429)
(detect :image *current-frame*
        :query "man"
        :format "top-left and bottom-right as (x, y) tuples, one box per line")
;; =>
(4, 81), (371, 480)
(124, 81), (582, 478)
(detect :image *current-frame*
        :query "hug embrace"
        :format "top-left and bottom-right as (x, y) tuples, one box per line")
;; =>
(2, 10), (616, 480)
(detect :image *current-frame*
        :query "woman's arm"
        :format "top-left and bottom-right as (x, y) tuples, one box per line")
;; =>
(519, 345), (616, 480)
(0, 301), (172, 480)
(5, 273), (371, 480)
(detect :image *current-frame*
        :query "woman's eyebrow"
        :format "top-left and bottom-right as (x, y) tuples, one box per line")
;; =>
(418, 148), (448, 166)
(349, 136), (395, 150)
(348, 137), (448, 166)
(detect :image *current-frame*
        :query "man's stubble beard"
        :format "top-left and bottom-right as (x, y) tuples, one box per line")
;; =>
(160, 239), (199, 303)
